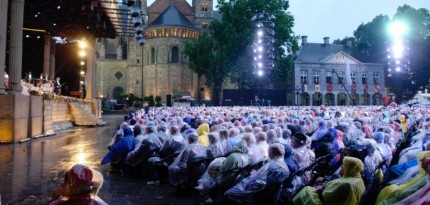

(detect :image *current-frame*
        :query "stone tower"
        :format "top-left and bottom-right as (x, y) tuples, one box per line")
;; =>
(95, 0), (214, 101)
(193, 0), (213, 29)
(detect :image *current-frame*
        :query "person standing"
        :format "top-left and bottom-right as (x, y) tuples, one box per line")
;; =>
(53, 77), (61, 95)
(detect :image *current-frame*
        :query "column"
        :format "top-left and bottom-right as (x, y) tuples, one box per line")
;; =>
(8, 0), (25, 93)
(333, 93), (337, 106)
(116, 44), (122, 60)
(86, 37), (95, 99)
(0, 0), (8, 94)
(49, 39), (56, 80)
(42, 35), (51, 76)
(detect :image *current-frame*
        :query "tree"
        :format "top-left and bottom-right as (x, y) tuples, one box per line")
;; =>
(344, 5), (430, 101)
(184, 0), (298, 105)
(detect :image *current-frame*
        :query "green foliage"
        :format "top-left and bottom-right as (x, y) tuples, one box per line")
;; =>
(155, 96), (162, 107)
(119, 93), (130, 98)
(133, 103), (141, 108)
(147, 95), (155, 107)
(184, 0), (298, 104)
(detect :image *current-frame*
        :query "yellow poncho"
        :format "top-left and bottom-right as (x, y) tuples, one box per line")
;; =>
(293, 156), (365, 205)
(197, 123), (210, 147)
(376, 151), (430, 205)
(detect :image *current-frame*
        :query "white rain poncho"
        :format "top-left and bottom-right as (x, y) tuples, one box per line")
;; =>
(292, 145), (311, 169)
(196, 157), (226, 193)
(224, 158), (290, 204)
(168, 142), (207, 186)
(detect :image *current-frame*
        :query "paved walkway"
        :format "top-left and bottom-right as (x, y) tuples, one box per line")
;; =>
(0, 115), (197, 205)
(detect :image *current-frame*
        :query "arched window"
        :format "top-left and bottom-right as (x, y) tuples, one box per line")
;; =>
(171, 46), (179, 63)
(151, 47), (156, 64)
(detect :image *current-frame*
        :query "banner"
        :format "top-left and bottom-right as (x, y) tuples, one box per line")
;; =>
(327, 84), (333, 92)
(363, 84), (369, 94)
(301, 84), (307, 93)
(375, 85), (380, 93)
(315, 84), (320, 92)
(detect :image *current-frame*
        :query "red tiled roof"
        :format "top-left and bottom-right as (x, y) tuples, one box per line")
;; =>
(148, 0), (195, 25)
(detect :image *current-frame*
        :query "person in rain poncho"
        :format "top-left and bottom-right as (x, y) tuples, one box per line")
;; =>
(376, 151), (430, 205)
(168, 133), (207, 186)
(224, 143), (290, 204)
(293, 156), (365, 205)
(291, 132), (311, 169)
(197, 123), (210, 147)
(107, 122), (128, 150)
(218, 140), (251, 190)
(49, 164), (107, 205)
(394, 157), (430, 205)
(101, 127), (136, 169)
(206, 132), (225, 159)
(311, 120), (329, 141)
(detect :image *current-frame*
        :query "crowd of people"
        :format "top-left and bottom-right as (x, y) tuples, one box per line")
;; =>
(51, 104), (430, 204)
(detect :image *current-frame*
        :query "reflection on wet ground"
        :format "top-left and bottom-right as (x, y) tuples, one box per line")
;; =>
(0, 115), (198, 205)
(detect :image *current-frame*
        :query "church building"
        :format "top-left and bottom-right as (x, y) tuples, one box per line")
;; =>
(95, 0), (218, 101)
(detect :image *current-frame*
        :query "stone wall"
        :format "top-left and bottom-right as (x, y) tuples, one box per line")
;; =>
(0, 95), (29, 143)
(43, 100), (73, 134)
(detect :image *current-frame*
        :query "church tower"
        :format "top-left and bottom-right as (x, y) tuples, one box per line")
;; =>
(192, 0), (213, 29)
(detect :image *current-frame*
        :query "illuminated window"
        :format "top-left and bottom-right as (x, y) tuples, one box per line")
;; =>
(201, 3), (208, 11)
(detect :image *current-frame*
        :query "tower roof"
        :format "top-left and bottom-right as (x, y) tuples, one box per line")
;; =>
(148, 3), (195, 28)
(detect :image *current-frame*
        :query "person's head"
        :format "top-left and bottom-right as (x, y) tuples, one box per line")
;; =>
(56, 77), (60, 81)
(255, 131), (267, 144)
(291, 132), (307, 148)
(64, 164), (93, 196)
(129, 119), (137, 126)
(342, 156), (364, 177)
(266, 129), (278, 144)
(187, 133), (199, 144)
(242, 133), (256, 147)
(228, 127), (240, 138)
(133, 125), (142, 137)
(282, 129), (292, 140)
(169, 125), (179, 135)
(218, 128), (228, 140)
(208, 132), (220, 145)
(145, 122), (156, 134)
(157, 124), (167, 133)
(268, 143), (285, 160)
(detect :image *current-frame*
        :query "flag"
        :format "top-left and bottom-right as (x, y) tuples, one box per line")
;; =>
(301, 84), (307, 92)
(351, 84), (356, 92)
(345, 60), (353, 85)
(315, 84), (320, 92)
(363, 84), (369, 94)
(375, 85), (380, 93)
(327, 84), (333, 92)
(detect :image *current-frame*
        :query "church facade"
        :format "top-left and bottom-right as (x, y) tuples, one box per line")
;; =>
(95, 0), (215, 101)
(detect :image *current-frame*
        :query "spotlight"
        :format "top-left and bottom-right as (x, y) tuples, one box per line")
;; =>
(257, 70), (263, 76)
(257, 30), (263, 37)
(395, 67), (401, 72)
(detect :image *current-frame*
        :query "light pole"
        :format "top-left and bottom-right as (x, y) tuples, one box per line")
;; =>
(387, 21), (409, 77)
(78, 39), (87, 98)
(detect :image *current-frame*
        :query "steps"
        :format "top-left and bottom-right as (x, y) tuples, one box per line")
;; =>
(69, 102), (106, 126)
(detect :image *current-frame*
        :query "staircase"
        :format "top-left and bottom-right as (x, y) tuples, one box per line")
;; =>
(69, 102), (106, 126)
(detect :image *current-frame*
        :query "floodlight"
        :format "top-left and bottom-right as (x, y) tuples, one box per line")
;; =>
(257, 70), (263, 76)
(389, 21), (407, 38)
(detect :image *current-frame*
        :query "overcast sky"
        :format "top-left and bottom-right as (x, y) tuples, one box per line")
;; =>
(288, 0), (429, 43)
(147, 0), (429, 43)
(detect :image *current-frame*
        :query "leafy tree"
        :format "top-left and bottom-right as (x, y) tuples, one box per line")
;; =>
(340, 5), (430, 101)
(184, 0), (298, 105)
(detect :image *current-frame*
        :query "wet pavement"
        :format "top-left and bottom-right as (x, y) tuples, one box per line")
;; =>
(0, 115), (199, 205)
